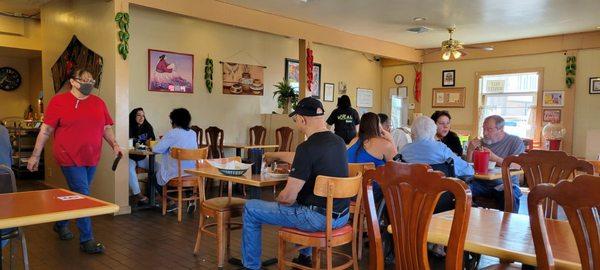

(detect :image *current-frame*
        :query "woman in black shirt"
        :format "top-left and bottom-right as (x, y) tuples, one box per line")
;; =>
(326, 95), (359, 144)
(128, 108), (156, 203)
(431, 110), (463, 156)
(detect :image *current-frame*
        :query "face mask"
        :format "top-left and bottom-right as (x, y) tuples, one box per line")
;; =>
(78, 82), (94, 95)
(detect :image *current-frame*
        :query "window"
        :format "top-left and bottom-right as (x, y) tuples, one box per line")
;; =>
(390, 95), (407, 128)
(479, 72), (539, 139)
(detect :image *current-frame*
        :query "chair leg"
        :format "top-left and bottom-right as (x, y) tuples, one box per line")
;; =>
(278, 236), (286, 270)
(216, 213), (225, 268)
(177, 186), (183, 223)
(313, 247), (321, 270)
(226, 214), (231, 260)
(326, 246), (333, 270)
(10, 237), (16, 269)
(193, 211), (205, 255)
(162, 186), (167, 216)
(20, 229), (29, 270)
(357, 210), (364, 260)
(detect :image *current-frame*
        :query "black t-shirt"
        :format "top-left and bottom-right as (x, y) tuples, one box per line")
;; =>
(441, 131), (463, 157)
(290, 131), (349, 213)
(326, 107), (360, 144)
(129, 123), (156, 161)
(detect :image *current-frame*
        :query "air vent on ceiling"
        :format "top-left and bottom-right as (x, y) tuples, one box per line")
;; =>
(406, 26), (431, 34)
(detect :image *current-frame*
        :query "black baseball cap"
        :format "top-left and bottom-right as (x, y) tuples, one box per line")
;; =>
(288, 97), (325, 117)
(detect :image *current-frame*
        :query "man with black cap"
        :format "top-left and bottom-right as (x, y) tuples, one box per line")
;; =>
(240, 97), (349, 270)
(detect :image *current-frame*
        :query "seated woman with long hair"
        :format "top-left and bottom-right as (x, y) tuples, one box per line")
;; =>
(128, 108), (155, 204)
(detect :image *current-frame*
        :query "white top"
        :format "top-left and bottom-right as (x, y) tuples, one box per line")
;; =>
(392, 127), (412, 152)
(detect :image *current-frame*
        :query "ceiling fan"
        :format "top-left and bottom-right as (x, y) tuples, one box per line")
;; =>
(427, 27), (494, 60)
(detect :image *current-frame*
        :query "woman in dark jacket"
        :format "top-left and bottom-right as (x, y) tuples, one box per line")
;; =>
(431, 110), (463, 156)
(326, 95), (360, 144)
(128, 108), (156, 203)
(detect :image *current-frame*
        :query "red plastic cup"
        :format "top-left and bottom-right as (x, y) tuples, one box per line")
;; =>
(473, 150), (490, 174)
(548, 139), (561, 150)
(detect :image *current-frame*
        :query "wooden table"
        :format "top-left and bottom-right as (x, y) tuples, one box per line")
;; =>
(129, 149), (158, 210)
(222, 144), (279, 157)
(0, 189), (119, 229)
(427, 208), (581, 269)
(474, 168), (524, 181)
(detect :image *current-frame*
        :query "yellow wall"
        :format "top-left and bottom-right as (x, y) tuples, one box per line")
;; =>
(129, 6), (382, 141)
(28, 58), (43, 112)
(383, 49), (600, 158)
(0, 56), (31, 119)
(41, 0), (129, 213)
(0, 18), (41, 51)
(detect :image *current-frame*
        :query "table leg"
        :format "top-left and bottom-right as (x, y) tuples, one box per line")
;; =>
(147, 155), (157, 208)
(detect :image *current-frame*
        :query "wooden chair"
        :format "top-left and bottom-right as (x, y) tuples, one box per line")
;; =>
(362, 162), (472, 270)
(528, 175), (600, 270)
(162, 147), (208, 222)
(193, 156), (246, 269)
(589, 160), (600, 175)
(205, 126), (224, 159)
(190, 125), (203, 147)
(348, 162), (375, 261)
(522, 138), (534, 152)
(0, 165), (29, 270)
(499, 150), (594, 215)
(249, 125), (267, 146)
(276, 127), (294, 152)
(278, 172), (363, 270)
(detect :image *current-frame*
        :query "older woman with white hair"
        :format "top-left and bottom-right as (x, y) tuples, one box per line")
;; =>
(400, 116), (474, 177)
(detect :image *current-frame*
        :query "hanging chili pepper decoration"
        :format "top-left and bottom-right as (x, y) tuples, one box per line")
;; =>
(414, 64), (422, 103)
(306, 48), (314, 93)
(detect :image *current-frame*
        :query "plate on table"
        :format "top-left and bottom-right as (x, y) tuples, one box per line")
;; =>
(208, 160), (251, 176)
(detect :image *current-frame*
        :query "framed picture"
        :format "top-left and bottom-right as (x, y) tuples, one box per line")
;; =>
(442, 70), (455, 87)
(542, 109), (561, 123)
(542, 91), (564, 107)
(148, 49), (194, 93)
(222, 62), (265, 95)
(432, 87), (465, 108)
(323, 83), (335, 102)
(284, 58), (321, 96)
(590, 77), (600, 94)
(356, 88), (374, 108)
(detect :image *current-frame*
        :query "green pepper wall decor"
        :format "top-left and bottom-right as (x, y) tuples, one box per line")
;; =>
(565, 56), (576, 88)
(205, 57), (214, 93)
(115, 12), (130, 60)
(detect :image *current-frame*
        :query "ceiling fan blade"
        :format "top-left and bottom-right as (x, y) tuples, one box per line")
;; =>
(463, 45), (494, 51)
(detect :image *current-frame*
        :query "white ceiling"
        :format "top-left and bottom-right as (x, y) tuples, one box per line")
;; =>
(219, 0), (600, 49)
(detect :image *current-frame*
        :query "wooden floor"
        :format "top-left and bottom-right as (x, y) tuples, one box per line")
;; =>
(1, 180), (505, 269)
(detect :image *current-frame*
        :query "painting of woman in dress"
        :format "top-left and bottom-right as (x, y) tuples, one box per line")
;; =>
(148, 49), (193, 93)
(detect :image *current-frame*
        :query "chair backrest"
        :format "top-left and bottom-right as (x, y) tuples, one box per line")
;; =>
(190, 125), (203, 147)
(249, 125), (266, 146)
(528, 175), (600, 270)
(589, 160), (600, 176)
(348, 162), (375, 179)
(501, 150), (594, 216)
(275, 127), (294, 152)
(0, 164), (17, 194)
(313, 172), (363, 258)
(522, 138), (534, 152)
(363, 162), (471, 270)
(205, 126), (224, 158)
(170, 147), (208, 179)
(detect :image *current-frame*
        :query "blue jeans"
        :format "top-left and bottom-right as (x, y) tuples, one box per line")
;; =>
(242, 200), (349, 270)
(56, 166), (97, 243)
(128, 158), (149, 195)
(469, 176), (522, 213)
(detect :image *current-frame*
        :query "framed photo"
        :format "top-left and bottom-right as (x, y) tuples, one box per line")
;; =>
(148, 49), (194, 93)
(222, 62), (265, 95)
(542, 109), (561, 123)
(323, 83), (335, 102)
(442, 70), (455, 87)
(590, 77), (600, 94)
(542, 91), (564, 107)
(432, 87), (465, 108)
(284, 58), (321, 96)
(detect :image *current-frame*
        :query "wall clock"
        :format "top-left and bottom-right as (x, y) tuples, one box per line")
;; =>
(0, 67), (22, 91)
(394, 74), (404, 85)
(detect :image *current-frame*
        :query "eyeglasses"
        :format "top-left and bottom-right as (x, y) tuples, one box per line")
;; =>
(74, 78), (96, 84)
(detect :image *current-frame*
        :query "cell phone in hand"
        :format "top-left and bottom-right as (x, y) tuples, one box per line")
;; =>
(112, 152), (123, 171)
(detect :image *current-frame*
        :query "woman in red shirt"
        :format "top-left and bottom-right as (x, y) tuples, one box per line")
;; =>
(27, 68), (121, 254)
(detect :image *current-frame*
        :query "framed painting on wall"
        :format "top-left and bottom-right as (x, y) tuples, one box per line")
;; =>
(442, 70), (455, 87)
(148, 49), (194, 93)
(323, 83), (334, 102)
(542, 91), (564, 107)
(432, 87), (465, 108)
(542, 109), (561, 123)
(222, 62), (265, 95)
(284, 58), (321, 96)
(590, 77), (600, 94)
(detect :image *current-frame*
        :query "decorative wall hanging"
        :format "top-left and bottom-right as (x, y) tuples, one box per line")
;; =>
(148, 49), (193, 93)
(222, 61), (265, 95)
(542, 109), (561, 123)
(51, 35), (103, 93)
(323, 83), (334, 102)
(205, 57), (213, 93)
(542, 91), (564, 107)
(565, 56), (576, 88)
(442, 70), (455, 87)
(338, 81), (347, 95)
(432, 87), (465, 108)
(356, 88), (374, 108)
(590, 77), (600, 94)
(115, 12), (130, 60)
(284, 58), (321, 96)
(414, 64), (422, 102)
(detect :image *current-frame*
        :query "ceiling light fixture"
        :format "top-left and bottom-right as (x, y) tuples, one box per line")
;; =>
(452, 50), (462, 59)
(442, 51), (451, 61)
(413, 17), (427, 22)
